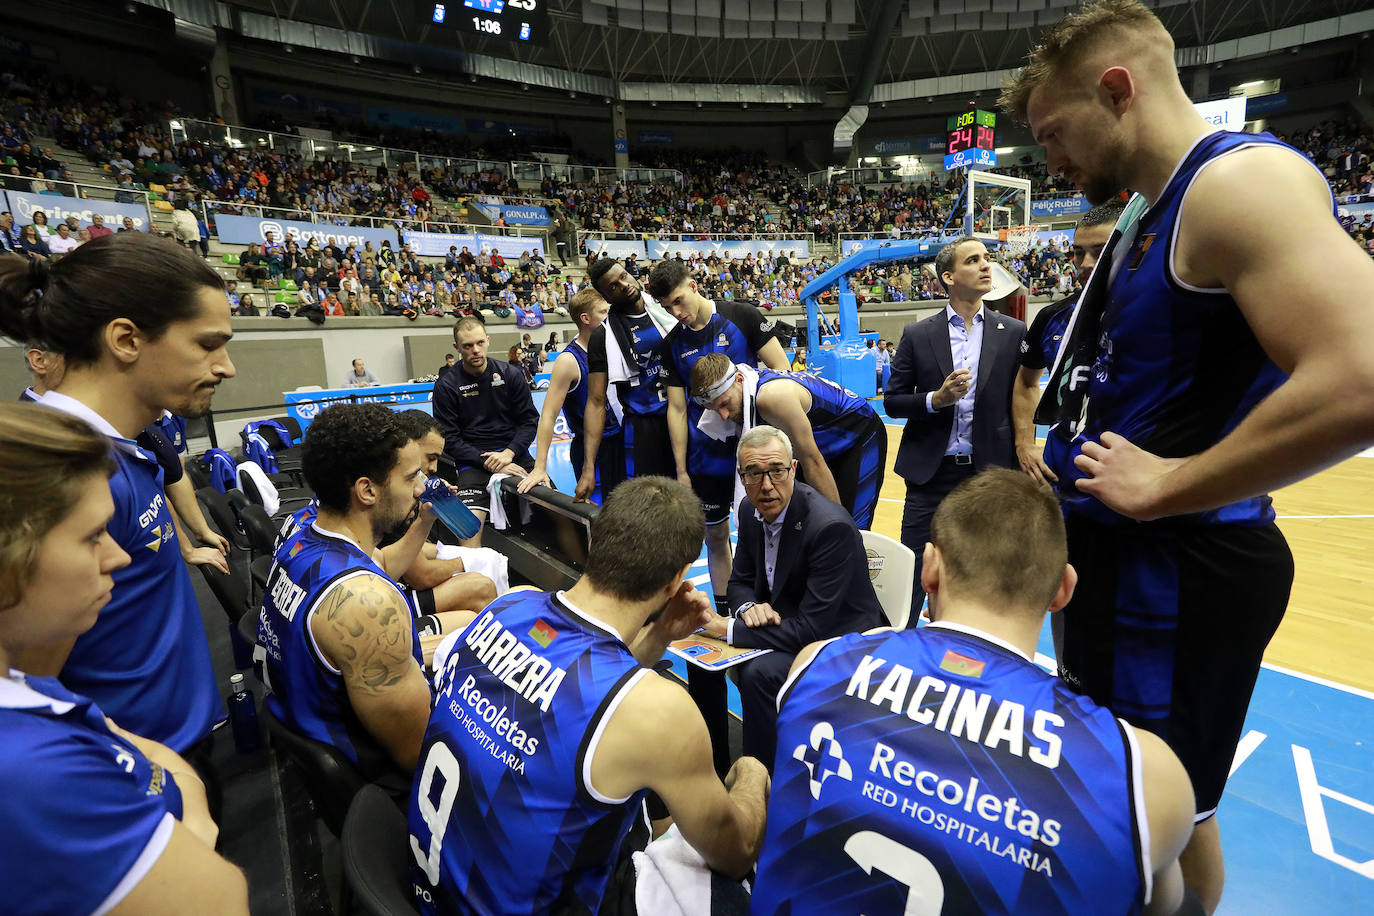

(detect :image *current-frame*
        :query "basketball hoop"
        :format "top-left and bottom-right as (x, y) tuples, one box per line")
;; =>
(998, 224), (1044, 257)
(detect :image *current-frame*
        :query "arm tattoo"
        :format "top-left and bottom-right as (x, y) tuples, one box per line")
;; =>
(318, 578), (416, 696)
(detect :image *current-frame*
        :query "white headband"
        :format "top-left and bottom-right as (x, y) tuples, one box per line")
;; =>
(694, 361), (738, 405)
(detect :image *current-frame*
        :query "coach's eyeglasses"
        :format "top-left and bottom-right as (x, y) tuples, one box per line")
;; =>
(739, 465), (792, 486)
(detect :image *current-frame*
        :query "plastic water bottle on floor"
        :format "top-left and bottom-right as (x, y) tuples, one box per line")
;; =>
(424, 476), (482, 539)
(227, 673), (261, 754)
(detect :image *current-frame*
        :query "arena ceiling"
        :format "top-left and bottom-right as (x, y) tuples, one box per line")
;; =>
(220, 0), (1367, 94)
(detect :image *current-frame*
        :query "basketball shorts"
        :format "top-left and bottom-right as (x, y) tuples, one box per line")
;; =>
(623, 411), (675, 479)
(691, 473), (734, 527)
(569, 430), (627, 504)
(1058, 515), (1293, 819)
(799, 416), (887, 530)
(455, 454), (536, 513)
(398, 583), (437, 619)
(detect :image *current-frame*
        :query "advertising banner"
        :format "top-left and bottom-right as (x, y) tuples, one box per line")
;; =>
(474, 201), (550, 226)
(644, 238), (812, 260)
(214, 213), (397, 249)
(283, 383), (433, 433)
(1193, 97), (1247, 131)
(1030, 196), (1092, 219)
(4, 190), (150, 231)
(402, 230), (545, 259)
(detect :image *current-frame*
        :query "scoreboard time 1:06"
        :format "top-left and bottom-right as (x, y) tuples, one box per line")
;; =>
(947, 109), (996, 156)
(429, 1), (549, 46)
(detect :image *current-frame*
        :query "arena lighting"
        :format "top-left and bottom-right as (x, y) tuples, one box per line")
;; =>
(413, 65), (423, 74)
(696, 101), (703, 108)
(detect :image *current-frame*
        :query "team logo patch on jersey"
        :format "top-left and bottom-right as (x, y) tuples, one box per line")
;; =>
(717, 333), (729, 348)
(939, 649), (986, 678)
(528, 619), (558, 648)
(760, 318), (776, 333)
(288, 540), (304, 558)
(793, 721), (852, 800)
(1127, 233), (1157, 270)
(144, 525), (168, 553)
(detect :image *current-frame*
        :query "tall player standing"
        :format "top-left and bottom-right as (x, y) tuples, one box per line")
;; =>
(1002, 1), (1374, 909)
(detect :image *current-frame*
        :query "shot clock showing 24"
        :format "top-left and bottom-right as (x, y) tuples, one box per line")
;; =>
(429, 0), (549, 46)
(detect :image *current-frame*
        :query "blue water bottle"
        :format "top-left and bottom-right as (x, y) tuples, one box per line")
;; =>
(424, 476), (482, 539)
(227, 673), (261, 754)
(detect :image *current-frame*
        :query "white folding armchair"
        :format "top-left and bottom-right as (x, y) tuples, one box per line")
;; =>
(860, 529), (917, 630)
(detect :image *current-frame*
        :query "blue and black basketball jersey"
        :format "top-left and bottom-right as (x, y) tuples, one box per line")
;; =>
(1051, 130), (1332, 526)
(275, 497), (318, 551)
(257, 522), (423, 781)
(1020, 296), (1075, 373)
(410, 590), (650, 916)
(36, 393), (220, 753)
(0, 671), (186, 915)
(154, 411), (189, 456)
(559, 340), (621, 441)
(754, 368), (882, 460)
(663, 300), (776, 477)
(753, 623), (1148, 916)
(589, 305), (672, 418)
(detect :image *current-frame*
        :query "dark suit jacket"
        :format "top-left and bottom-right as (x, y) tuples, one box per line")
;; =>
(883, 306), (1026, 485)
(726, 482), (885, 653)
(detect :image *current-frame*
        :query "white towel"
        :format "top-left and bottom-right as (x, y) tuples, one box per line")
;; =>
(434, 544), (511, 595)
(696, 363), (760, 516)
(484, 473), (532, 530)
(605, 293), (676, 388)
(632, 825), (751, 916)
(235, 460), (279, 515)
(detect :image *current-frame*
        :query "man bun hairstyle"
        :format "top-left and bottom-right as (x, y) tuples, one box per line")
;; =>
(0, 234), (223, 365)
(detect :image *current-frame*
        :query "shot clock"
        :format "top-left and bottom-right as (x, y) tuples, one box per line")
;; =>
(944, 109), (998, 171)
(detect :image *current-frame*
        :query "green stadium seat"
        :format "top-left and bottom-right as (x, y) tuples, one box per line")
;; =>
(222, 253), (240, 266)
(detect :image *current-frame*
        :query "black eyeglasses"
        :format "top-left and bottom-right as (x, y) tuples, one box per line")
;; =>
(739, 465), (792, 485)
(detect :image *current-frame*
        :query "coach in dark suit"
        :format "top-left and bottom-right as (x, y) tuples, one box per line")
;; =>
(700, 425), (885, 767)
(885, 237), (1026, 620)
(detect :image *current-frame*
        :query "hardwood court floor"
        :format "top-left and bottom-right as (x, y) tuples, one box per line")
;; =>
(871, 425), (1374, 693)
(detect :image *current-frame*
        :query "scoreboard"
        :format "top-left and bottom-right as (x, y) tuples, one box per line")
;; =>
(944, 109), (997, 171)
(427, 0), (549, 46)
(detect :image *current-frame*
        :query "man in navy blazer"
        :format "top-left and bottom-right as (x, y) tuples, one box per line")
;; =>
(884, 237), (1026, 620)
(700, 425), (885, 767)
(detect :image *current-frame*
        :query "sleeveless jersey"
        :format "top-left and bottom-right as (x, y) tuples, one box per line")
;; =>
(754, 368), (881, 459)
(662, 300), (776, 477)
(559, 339), (621, 441)
(275, 497), (318, 551)
(753, 623), (1147, 916)
(1051, 130), (1332, 526)
(410, 590), (650, 916)
(257, 522), (423, 781)
(40, 395), (221, 753)
(0, 671), (185, 916)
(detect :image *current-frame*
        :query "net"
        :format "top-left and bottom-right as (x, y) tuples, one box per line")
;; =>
(998, 224), (1044, 257)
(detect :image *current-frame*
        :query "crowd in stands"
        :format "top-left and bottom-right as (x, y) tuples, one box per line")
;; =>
(227, 236), (572, 319)
(7, 55), (1373, 281)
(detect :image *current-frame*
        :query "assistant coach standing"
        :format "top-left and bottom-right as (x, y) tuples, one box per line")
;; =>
(884, 237), (1025, 620)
